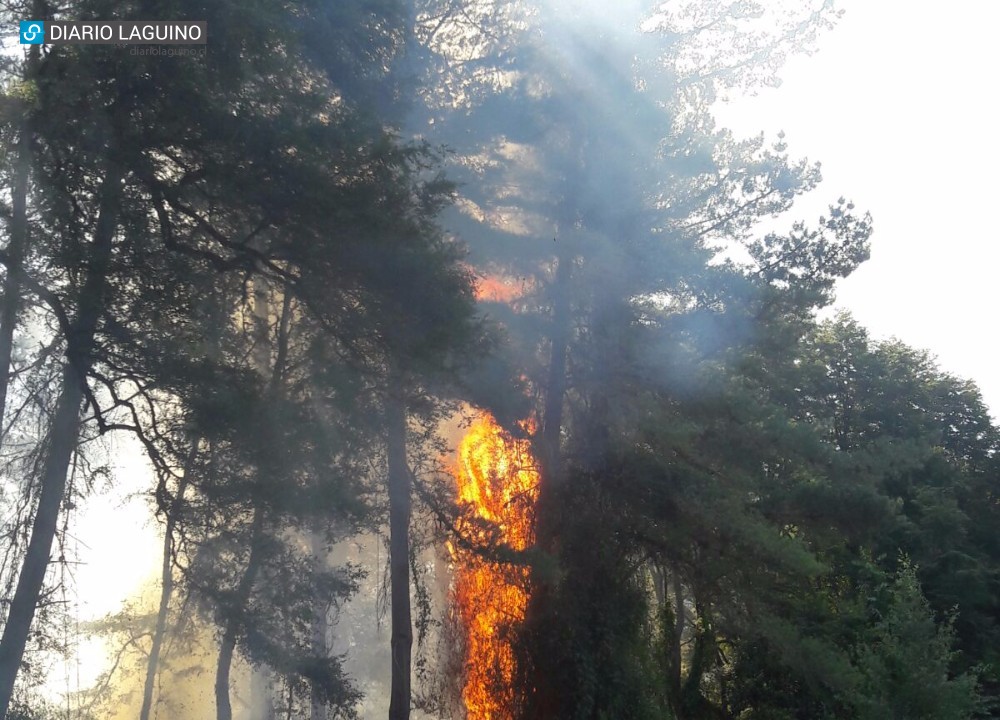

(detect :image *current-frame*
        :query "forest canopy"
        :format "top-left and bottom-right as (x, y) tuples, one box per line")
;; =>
(0, 1), (995, 720)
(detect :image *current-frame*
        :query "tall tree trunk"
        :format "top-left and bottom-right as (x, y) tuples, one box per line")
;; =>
(252, 273), (271, 378)
(221, 277), (287, 720)
(309, 528), (328, 720)
(540, 249), (571, 486)
(679, 601), (716, 718)
(521, 245), (573, 719)
(386, 2), (417, 712)
(386, 379), (411, 720)
(0, 35), (43, 438)
(248, 276), (276, 720)
(214, 603), (238, 720)
(0, 120), (32, 435)
(668, 572), (685, 718)
(537, 246), (572, 537)
(140, 443), (198, 720)
(0, 158), (123, 718)
(216, 509), (266, 720)
(384, 4), (418, 714)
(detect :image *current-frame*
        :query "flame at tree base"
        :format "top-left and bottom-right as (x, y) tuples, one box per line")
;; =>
(452, 413), (538, 719)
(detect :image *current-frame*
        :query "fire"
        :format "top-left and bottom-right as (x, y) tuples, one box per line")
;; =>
(452, 413), (538, 718)
(474, 275), (531, 304)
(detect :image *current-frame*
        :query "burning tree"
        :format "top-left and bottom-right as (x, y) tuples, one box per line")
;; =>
(409, 0), (873, 717)
(451, 414), (538, 719)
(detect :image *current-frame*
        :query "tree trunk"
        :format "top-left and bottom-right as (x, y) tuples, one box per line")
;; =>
(386, 380), (411, 720)
(252, 273), (271, 379)
(533, 247), (572, 552)
(246, 276), (277, 720)
(140, 443), (198, 720)
(539, 249), (572, 493)
(668, 572), (685, 718)
(215, 621), (239, 720)
(216, 508), (266, 720)
(0, 124), (31, 434)
(310, 529), (328, 720)
(519, 247), (573, 720)
(0, 158), (122, 718)
(386, 3), (417, 712)
(679, 601), (717, 718)
(0, 29), (40, 439)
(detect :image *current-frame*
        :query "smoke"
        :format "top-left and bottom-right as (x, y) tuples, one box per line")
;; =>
(79, 584), (222, 720)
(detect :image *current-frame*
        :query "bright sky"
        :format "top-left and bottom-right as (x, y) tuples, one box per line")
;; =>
(715, 0), (1000, 418)
(41, 435), (160, 701)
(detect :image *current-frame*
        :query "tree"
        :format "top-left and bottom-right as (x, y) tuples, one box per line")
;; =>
(853, 560), (978, 720)
(0, 0), (474, 714)
(0, 21), (40, 430)
(402, 1), (870, 715)
(2, 3), (996, 719)
(787, 315), (1000, 703)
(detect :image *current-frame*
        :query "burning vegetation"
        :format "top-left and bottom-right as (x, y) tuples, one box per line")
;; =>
(474, 274), (533, 304)
(451, 414), (538, 719)
(1, 1), (995, 719)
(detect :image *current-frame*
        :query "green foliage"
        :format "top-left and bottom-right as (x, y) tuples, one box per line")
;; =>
(1, 1), (999, 718)
(5, 700), (60, 720)
(852, 561), (979, 720)
(518, 470), (667, 720)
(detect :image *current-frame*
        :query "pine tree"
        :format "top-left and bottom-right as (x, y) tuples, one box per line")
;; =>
(0, 0), (477, 714)
(401, 2), (870, 715)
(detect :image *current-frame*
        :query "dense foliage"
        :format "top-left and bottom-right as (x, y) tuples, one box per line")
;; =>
(0, 1), (995, 719)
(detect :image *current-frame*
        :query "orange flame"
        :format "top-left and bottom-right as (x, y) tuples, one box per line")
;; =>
(452, 413), (538, 718)
(474, 275), (532, 304)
